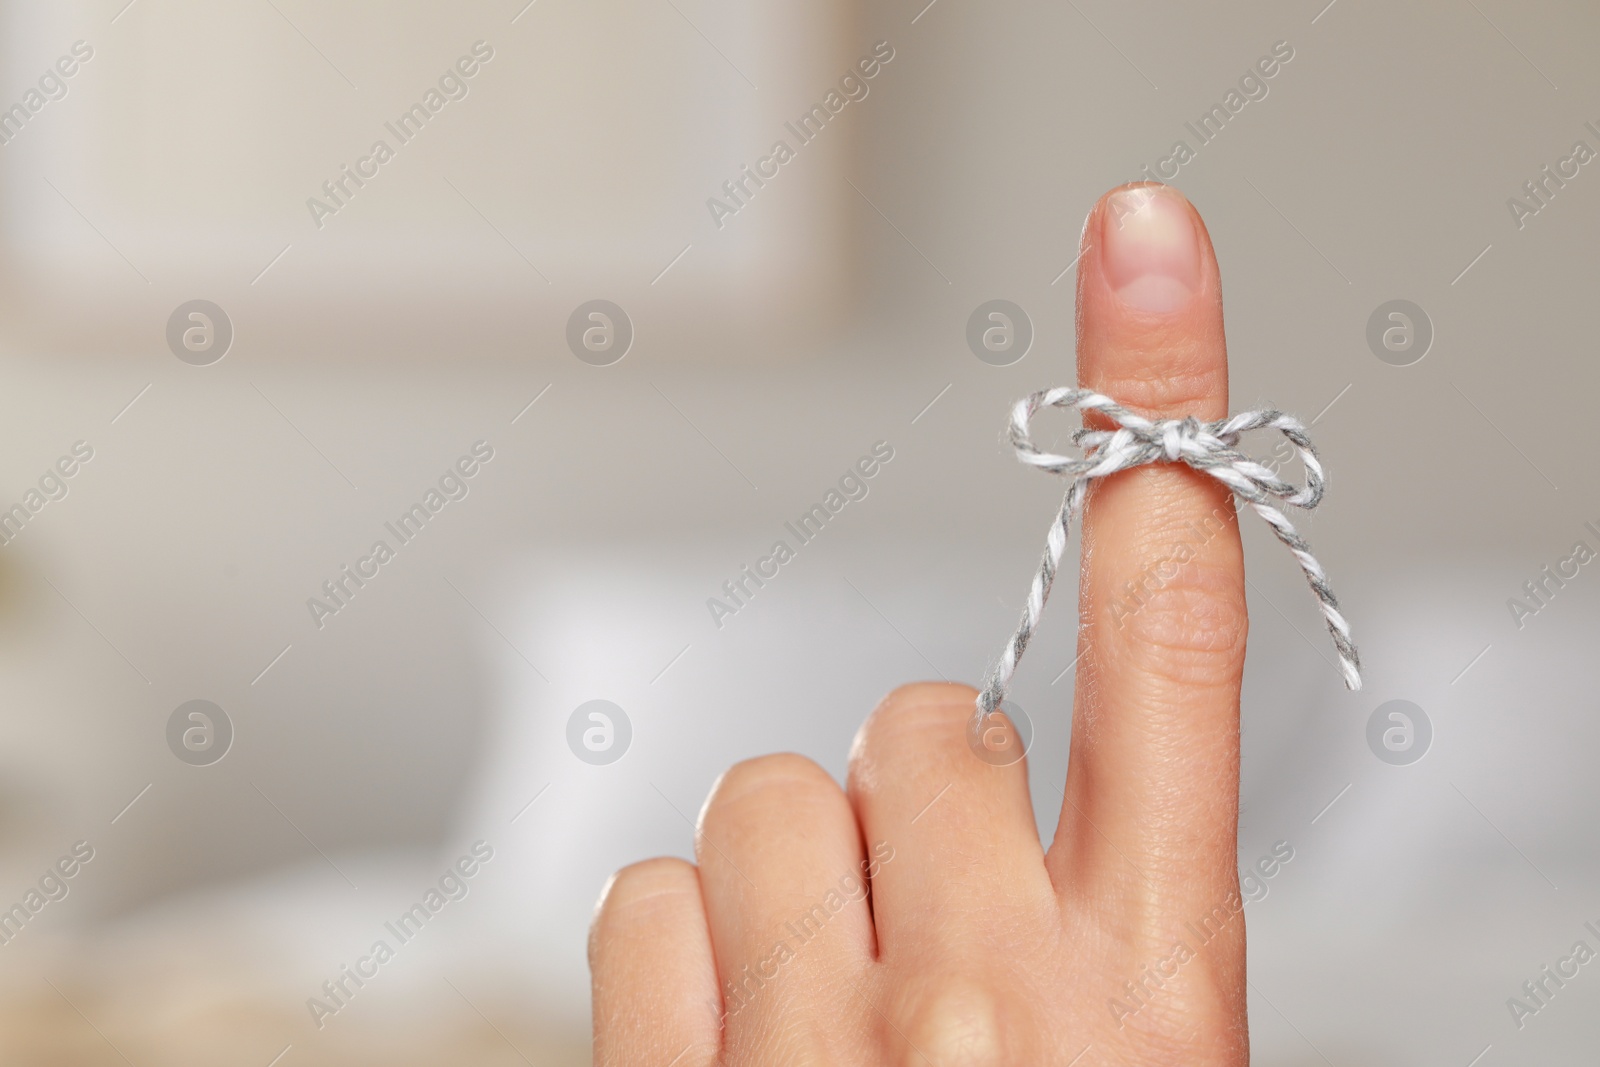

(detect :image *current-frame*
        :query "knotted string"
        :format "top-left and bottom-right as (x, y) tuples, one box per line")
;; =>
(976, 387), (1361, 724)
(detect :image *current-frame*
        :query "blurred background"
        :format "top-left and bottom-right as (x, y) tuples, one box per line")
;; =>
(0, 0), (1595, 1062)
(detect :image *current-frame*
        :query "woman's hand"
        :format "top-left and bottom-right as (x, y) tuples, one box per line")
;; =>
(590, 183), (1253, 1066)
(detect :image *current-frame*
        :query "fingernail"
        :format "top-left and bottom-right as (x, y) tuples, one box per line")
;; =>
(1099, 185), (1201, 314)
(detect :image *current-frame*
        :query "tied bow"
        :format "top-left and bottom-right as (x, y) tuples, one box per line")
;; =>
(976, 387), (1361, 724)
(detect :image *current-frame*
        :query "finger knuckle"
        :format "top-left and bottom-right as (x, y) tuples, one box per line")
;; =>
(890, 977), (1008, 1067)
(1101, 556), (1248, 691)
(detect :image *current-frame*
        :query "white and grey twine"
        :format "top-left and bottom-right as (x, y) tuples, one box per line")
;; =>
(976, 387), (1361, 724)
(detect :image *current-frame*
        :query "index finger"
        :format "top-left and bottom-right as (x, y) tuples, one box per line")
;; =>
(1045, 184), (1248, 912)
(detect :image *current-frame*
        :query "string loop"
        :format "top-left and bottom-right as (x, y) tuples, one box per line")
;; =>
(976, 387), (1361, 724)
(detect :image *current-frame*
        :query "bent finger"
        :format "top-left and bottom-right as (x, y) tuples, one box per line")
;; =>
(590, 857), (722, 1067)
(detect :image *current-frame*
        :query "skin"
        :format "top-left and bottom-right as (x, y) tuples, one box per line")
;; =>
(590, 184), (1254, 1065)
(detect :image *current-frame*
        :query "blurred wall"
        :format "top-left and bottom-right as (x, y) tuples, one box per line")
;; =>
(0, 0), (857, 356)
